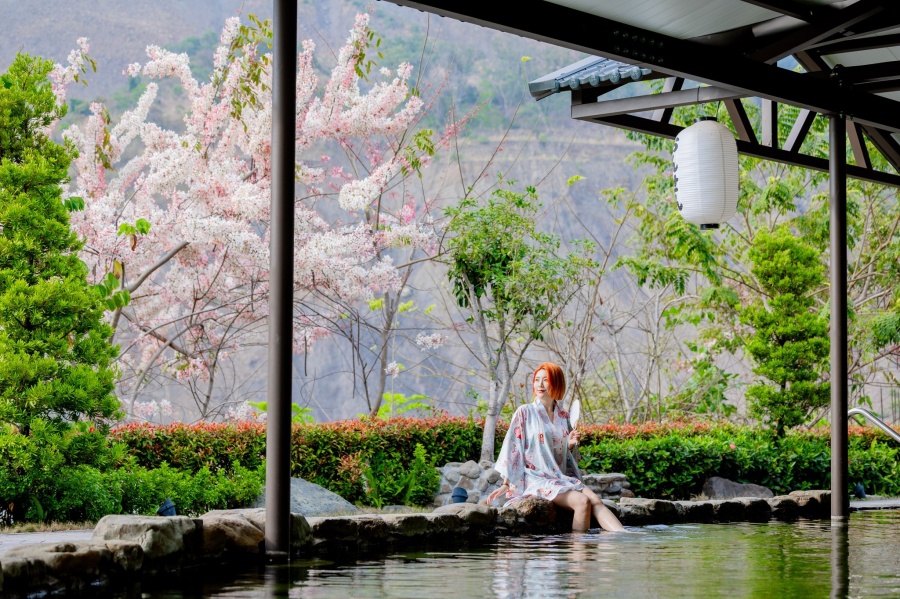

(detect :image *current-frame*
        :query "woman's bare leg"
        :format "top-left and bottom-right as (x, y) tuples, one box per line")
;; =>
(551, 490), (592, 532)
(581, 487), (626, 532)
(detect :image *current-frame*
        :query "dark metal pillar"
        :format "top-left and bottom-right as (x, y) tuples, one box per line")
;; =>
(265, 0), (297, 558)
(829, 114), (849, 522)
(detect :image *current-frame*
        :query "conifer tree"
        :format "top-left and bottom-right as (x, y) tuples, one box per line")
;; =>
(741, 225), (830, 437)
(0, 53), (119, 435)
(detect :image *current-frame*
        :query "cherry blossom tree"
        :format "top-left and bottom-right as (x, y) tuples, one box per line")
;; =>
(51, 13), (465, 419)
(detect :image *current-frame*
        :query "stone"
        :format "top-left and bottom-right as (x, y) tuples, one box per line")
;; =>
(433, 503), (496, 527)
(601, 499), (621, 520)
(444, 470), (461, 484)
(479, 460), (495, 470)
(200, 508), (312, 554)
(735, 497), (772, 522)
(440, 483), (451, 494)
(485, 468), (502, 484)
(582, 473), (627, 487)
(496, 506), (519, 529)
(92, 515), (198, 561)
(466, 491), (482, 504)
(789, 490), (831, 519)
(1, 556), (47, 592)
(768, 496), (800, 521)
(454, 476), (474, 490)
(458, 460), (482, 479)
(477, 478), (490, 493)
(702, 476), (774, 500)
(619, 498), (679, 524)
(513, 496), (557, 528)
(199, 514), (265, 556)
(382, 514), (430, 537)
(2, 542), (106, 579)
(674, 501), (716, 523)
(708, 499), (744, 522)
(620, 489), (635, 498)
(101, 540), (144, 573)
(252, 477), (360, 517)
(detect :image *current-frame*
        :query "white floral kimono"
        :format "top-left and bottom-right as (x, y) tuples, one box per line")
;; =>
(494, 399), (584, 506)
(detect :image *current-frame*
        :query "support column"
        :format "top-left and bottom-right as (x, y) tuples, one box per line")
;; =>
(829, 114), (849, 521)
(265, 0), (297, 558)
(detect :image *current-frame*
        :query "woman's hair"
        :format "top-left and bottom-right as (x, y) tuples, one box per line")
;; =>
(533, 362), (566, 401)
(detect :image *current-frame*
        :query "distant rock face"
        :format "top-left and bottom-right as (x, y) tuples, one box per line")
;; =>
(252, 477), (361, 517)
(702, 476), (774, 500)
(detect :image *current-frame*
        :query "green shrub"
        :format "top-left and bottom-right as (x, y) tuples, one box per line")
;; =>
(360, 443), (440, 507)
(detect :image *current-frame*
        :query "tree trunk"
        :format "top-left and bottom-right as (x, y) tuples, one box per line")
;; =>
(480, 378), (502, 463)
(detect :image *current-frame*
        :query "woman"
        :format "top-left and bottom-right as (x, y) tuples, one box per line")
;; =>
(486, 363), (625, 532)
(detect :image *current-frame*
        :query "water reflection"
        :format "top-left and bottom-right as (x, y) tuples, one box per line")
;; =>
(127, 511), (899, 598)
(831, 523), (849, 599)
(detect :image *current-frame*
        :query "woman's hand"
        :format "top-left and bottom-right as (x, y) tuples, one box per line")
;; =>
(486, 483), (509, 505)
(568, 428), (580, 450)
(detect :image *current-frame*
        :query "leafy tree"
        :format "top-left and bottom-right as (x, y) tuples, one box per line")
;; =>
(0, 53), (119, 435)
(444, 183), (594, 462)
(740, 226), (830, 436)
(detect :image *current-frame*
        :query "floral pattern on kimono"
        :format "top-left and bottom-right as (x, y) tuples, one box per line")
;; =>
(494, 399), (583, 506)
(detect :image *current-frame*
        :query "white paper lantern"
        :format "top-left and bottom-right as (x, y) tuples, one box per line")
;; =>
(673, 118), (739, 229)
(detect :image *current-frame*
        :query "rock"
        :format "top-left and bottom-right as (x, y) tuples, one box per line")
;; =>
(708, 499), (744, 522)
(513, 496), (557, 528)
(199, 514), (265, 556)
(2, 542), (106, 579)
(443, 469), (461, 484)
(92, 515), (199, 561)
(466, 491), (482, 504)
(735, 497), (772, 522)
(200, 508), (311, 554)
(789, 490), (831, 519)
(496, 506), (519, 529)
(620, 489), (635, 498)
(433, 503), (496, 527)
(768, 496), (800, 521)
(485, 468), (501, 484)
(601, 499), (621, 520)
(702, 477), (774, 500)
(674, 501), (716, 523)
(455, 477), (474, 491)
(458, 460), (482, 479)
(479, 460), (495, 470)
(619, 498), (679, 524)
(381, 514), (430, 537)
(1, 556), (47, 592)
(380, 505), (416, 514)
(101, 541), (144, 573)
(252, 477), (360, 517)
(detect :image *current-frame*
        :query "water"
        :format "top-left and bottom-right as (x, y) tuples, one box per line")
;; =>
(137, 511), (900, 598)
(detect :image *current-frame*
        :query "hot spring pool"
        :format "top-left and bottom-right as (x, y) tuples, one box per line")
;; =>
(124, 510), (900, 598)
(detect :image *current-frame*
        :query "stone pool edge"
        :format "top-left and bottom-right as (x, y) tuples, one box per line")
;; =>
(0, 489), (832, 597)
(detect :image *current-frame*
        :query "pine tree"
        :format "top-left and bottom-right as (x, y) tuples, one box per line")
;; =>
(0, 53), (119, 435)
(741, 225), (830, 437)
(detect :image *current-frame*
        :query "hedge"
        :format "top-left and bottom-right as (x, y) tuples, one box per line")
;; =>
(111, 417), (900, 503)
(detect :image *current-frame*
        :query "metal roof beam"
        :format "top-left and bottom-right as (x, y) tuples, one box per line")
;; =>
(749, 0), (885, 63)
(836, 60), (900, 84)
(848, 120), (872, 169)
(810, 31), (900, 54)
(384, 0), (900, 132)
(784, 109), (816, 153)
(571, 86), (744, 120)
(578, 112), (900, 187)
(737, 0), (821, 22)
(724, 99), (757, 144)
(652, 77), (684, 123)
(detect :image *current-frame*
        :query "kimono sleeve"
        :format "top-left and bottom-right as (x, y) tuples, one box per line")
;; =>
(494, 405), (529, 497)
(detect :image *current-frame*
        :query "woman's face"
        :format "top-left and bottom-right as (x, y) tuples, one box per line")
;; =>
(533, 369), (550, 400)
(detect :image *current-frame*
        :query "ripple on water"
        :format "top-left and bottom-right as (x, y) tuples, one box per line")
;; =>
(132, 510), (900, 598)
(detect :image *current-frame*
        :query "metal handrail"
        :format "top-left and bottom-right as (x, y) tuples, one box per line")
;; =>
(848, 407), (900, 446)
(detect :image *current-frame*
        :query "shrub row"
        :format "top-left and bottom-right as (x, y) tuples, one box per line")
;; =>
(111, 417), (900, 503)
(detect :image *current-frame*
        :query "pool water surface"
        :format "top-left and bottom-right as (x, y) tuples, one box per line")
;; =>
(136, 510), (900, 598)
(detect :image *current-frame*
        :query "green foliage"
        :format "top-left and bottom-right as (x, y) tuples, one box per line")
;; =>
(668, 340), (737, 419)
(579, 425), (900, 500)
(375, 392), (431, 419)
(444, 183), (595, 342)
(740, 226), (830, 436)
(0, 53), (119, 435)
(247, 400), (315, 424)
(360, 443), (439, 507)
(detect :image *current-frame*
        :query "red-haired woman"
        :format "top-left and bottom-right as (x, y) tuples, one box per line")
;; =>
(486, 362), (626, 532)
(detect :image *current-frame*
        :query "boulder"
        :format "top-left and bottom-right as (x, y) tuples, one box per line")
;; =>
(252, 477), (360, 517)
(768, 495), (800, 521)
(618, 498), (680, 525)
(92, 515), (199, 561)
(1, 556), (47, 593)
(101, 540), (145, 573)
(789, 490), (831, 519)
(513, 496), (557, 528)
(702, 477), (774, 500)
(433, 503), (496, 527)
(458, 460), (482, 479)
(199, 514), (265, 556)
(735, 497), (773, 522)
(674, 501), (716, 523)
(708, 499), (744, 522)
(2, 542), (106, 580)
